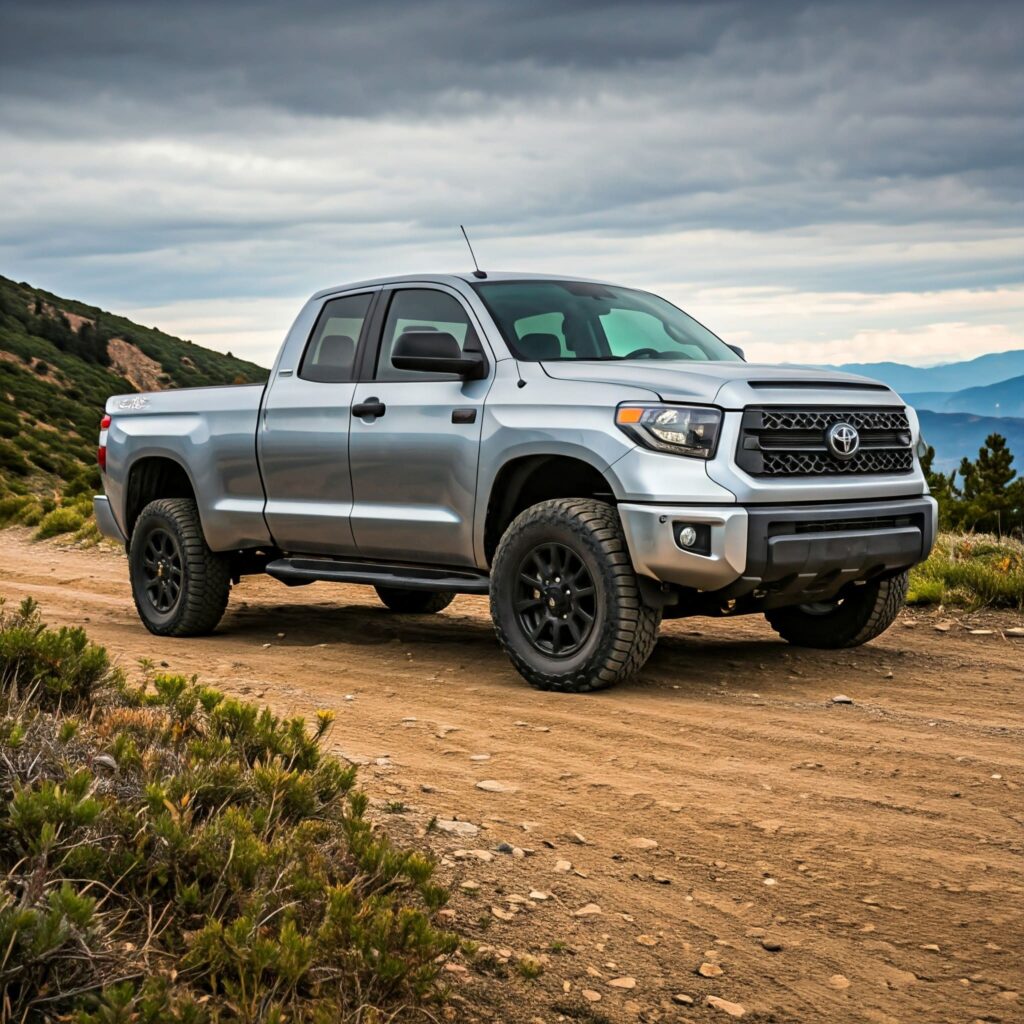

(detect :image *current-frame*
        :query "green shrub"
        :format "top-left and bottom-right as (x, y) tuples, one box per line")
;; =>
(0, 597), (459, 1022)
(34, 505), (85, 539)
(909, 532), (1024, 609)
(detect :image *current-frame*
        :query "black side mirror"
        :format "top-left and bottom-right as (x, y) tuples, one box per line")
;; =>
(391, 331), (487, 379)
(727, 343), (746, 361)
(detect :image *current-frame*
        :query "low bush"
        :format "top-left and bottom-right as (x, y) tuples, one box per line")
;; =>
(34, 505), (85, 539)
(909, 532), (1024, 609)
(0, 597), (459, 1022)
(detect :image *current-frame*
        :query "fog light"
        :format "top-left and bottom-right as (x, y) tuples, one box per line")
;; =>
(679, 525), (698, 548)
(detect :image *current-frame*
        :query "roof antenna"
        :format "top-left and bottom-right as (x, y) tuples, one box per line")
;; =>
(460, 225), (487, 279)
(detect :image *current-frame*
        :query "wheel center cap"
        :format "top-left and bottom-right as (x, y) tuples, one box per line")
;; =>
(544, 584), (570, 615)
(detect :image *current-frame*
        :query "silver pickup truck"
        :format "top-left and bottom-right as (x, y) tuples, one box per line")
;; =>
(95, 273), (936, 692)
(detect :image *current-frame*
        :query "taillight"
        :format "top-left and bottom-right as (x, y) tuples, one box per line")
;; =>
(98, 414), (110, 471)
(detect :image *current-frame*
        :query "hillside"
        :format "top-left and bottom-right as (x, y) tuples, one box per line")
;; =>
(906, 373), (1024, 418)
(0, 274), (267, 505)
(917, 409), (1024, 473)
(831, 347), (1024, 394)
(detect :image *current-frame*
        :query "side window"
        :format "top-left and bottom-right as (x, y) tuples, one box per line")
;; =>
(377, 289), (479, 382)
(299, 292), (373, 383)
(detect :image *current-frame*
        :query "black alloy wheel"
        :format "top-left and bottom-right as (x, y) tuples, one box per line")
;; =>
(142, 527), (184, 614)
(515, 542), (597, 657)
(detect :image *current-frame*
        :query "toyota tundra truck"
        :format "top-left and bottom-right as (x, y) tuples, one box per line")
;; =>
(94, 273), (937, 692)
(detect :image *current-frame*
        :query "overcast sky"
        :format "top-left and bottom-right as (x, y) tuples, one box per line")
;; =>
(1, 0), (1022, 367)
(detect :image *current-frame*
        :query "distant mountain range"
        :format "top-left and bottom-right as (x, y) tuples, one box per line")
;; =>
(905, 374), (1024, 419)
(831, 348), (1024, 394)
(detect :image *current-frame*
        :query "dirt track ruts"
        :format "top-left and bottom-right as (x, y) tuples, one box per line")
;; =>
(2, 529), (1022, 1024)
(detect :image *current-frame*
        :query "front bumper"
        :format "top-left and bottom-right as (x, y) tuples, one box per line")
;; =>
(619, 496), (937, 599)
(93, 495), (127, 545)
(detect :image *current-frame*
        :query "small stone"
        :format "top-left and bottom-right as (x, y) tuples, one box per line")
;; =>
(921, 944), (940, 952)
(491, 906), (515, 921)
(93, 754), (118, 771)
(636, 934), (658, 947)
(706, 995), (745, 1017)
(969, 629), (994, 636)
(495, 841), (515, 854)
(476, 780), (518, 793)
(761, 938), (784, 952)
(698, 962), (723, 978)
(573, 903), (603, 917)
(831, 694), (853, 705)
(608, 977), (636, 989)
(459, 880), (480, 891)
(554, 859), (573, 872)
(582, 989), (602, 1003)
(630, 837), (659, 850)
(1006, 627), (1024, 637)
(934, 623), (950, 633)
(763, 877), (778, 887)
(529, 890), (551, 901)
(436, 819), (479, 837)
(469, 753), (491, 761)
(828, 974), (850, 990)
(673, 993), (694, 1005)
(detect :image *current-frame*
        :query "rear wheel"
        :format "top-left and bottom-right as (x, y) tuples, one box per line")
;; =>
(374, 586), (455, 614)
(765, 571), (908, 649)
(129, 498), (231, 636)
(490, 498), (660, 693)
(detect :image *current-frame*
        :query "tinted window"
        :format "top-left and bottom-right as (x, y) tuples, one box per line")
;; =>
(377, 288), (479, 381)
(473, 280), (739, 363)
(300, 292), (372, 382)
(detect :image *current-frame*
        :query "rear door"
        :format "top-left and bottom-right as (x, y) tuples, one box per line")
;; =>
(348, 286), (490, 566)
(259, 290), (377, 554)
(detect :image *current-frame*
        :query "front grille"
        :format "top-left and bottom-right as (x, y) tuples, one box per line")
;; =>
(737, 407), (914, 477)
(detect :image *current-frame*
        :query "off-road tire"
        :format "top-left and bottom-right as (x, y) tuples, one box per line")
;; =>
(374, 587), (455, 614)
(765, 571), (909, 649)
(490, 498), (661, 693)
(129, 498), (231, 637)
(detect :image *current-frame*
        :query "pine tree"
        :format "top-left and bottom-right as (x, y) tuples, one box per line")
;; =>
(956, 433), (1020, 533)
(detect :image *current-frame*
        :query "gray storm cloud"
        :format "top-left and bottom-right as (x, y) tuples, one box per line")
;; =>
(0, 0), (1021, 365)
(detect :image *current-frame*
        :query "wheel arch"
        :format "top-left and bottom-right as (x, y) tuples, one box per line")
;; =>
(482, 451), (619, 565)
(124, 454), (200, 540)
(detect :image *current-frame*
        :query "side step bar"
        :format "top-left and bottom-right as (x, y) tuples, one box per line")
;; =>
(265, 556), (491, 594)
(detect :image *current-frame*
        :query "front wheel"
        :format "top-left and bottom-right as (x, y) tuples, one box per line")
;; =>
(765, 571), (908, 649)
(490, 498), (661, 693)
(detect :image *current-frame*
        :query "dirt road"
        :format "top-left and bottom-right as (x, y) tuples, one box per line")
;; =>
(2, 529), (1022, 1024)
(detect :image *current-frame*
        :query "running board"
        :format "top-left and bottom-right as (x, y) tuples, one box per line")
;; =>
(265, 556), (491, 594)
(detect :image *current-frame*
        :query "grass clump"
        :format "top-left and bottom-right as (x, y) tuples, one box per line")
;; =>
(909, 532), (1024, 609)
(0, 597), (459, 1022)
(33, 504), (86, 539)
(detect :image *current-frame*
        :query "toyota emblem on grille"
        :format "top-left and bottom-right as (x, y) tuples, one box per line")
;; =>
(826, 421), (860, 460)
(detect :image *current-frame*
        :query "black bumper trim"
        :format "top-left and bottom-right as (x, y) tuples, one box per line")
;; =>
(723, 497), (936, 605)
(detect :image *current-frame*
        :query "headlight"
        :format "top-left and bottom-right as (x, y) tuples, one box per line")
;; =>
(615, 404), (722, 458)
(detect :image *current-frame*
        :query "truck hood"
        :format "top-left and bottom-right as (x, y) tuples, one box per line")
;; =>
(540, 361), (902, 409)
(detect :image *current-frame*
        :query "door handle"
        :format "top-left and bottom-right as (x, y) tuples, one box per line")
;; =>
(352, 398), (386, 419)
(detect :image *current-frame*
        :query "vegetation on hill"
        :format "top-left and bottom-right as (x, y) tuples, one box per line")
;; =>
(0, 596), (459, 1022)
(0, 273), (267, 535)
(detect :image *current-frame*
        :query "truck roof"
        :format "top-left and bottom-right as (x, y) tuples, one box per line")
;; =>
(311, 271), (615, 300)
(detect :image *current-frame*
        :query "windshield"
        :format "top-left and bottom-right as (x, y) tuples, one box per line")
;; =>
(472, 280), (740, 363)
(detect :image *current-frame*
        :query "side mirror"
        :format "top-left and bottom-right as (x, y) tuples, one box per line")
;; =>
(727, 343), (746, 361)
(391, 330), (487, 379)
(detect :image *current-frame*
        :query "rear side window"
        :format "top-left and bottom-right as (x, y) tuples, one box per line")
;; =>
(300, 293), (373, 382)
(376, 288), (479, 382)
